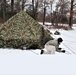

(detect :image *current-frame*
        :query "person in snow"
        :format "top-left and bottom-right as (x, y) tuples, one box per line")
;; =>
(40, 37), (64, 54)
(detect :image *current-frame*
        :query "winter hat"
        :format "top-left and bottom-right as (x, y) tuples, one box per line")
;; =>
(57, 37), (63, 42)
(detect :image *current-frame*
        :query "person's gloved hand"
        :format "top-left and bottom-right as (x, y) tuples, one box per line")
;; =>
(61, 50), (66, 53)
(57, 48), (66, 53)
(58, 48), (62, 50)
(40, 50), (44, 54)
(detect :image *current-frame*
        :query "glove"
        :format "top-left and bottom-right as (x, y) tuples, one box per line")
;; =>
(40, 50), (44, 54)
(61, 50), (66, 53)
(58, 48), (62, 50)
(56, 48), (62, 52)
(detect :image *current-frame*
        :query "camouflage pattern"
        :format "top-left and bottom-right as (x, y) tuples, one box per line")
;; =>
(0, 11), (53, 49)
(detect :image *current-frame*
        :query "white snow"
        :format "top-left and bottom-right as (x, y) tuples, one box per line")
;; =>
(50, 27), (76, 55)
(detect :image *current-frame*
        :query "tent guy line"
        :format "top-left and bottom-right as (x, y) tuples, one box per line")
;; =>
(61, 33), (76, 40)
(62, 43), (76, 55)
(30, 50), (39, 55)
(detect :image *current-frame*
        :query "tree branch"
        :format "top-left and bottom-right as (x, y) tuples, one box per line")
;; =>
(73, 3), (76, 6)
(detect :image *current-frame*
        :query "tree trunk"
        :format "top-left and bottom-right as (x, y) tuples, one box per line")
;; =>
(51, 13), (54, 26)
(43, 0), (46, 25)
(50, 3), (54, 26)
(34, 0), (38, 20)
(32, 0), (34, 11)
(11, 0), (14, 16)
(3, 0), (6, 22)
(22, 0), (26, 10)
(32, 0), (35, 18)
(43, 7), (46, 25)
(69, 0), (74, 28)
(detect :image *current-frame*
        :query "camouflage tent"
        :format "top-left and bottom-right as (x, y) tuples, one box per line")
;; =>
(0, 11), (53, 49)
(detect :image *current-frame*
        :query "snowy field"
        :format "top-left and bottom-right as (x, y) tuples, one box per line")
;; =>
(50, 27), (76, 55)
(0, 25), (76, 74)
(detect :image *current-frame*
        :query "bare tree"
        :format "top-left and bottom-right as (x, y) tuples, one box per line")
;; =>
(32, 0), (38, 20)
(69, 0), (74, 28)
(0, 0), (3, 14)
(43, 0), (50, 25)
(55, 0), (70, 25)
(11, 0), (14, 12)
(43, 0), (46, 25)
(3, 0), (6, 22)
(50, 0), (55, 25)
(34, 0), (38, 20)
(22, 0), (26, 10)
(14, 0), (21, 12)
(32, 0), (34, 13)
(11, 0), (14, 16)
(37, 0), (55, 24)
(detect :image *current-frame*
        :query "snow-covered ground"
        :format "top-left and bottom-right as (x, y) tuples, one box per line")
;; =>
(0, 24), (76, 74)
(50, 27), (76, 55)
